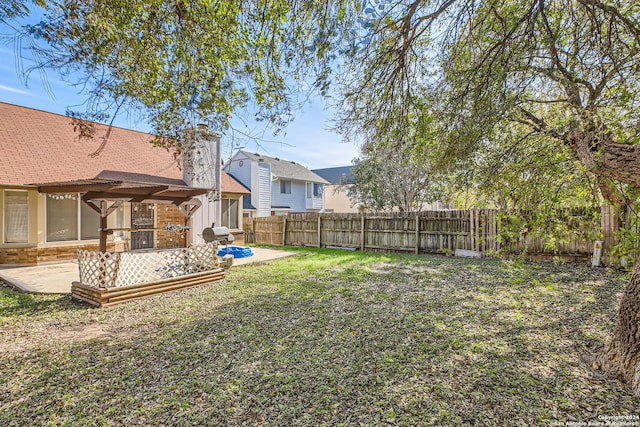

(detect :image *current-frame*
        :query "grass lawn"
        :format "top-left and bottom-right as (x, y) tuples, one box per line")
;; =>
(1, 247), (638, 426)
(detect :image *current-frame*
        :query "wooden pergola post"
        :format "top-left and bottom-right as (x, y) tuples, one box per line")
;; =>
(82, 198), (123, 253)
(177, 198), (202, 246)
(100, 201), (109, 253)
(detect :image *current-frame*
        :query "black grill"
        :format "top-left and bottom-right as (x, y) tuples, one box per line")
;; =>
(202, 224), (235, 250)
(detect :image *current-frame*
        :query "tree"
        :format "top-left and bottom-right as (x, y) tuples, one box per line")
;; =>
(340, 90), (449, 213)
(455, 121), (602, 254)
(459, 122), (597, 211)
(4, 0), (358, 151)
(0, 1), (41, 19)
(337, 0), (640, 393)
(348, 141), (447, 212)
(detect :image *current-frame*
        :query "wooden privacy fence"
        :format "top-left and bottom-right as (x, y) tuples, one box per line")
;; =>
(244, 209), (606, 258)
(244, 206), (632, 262)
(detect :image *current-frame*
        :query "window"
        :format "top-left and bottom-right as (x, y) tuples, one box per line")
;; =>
(221, 198), (239, 229)
(280, 180), (291, 194)
(46, 194), (100, 242)
(4, 191), (28, 243)
(113, 203), (125, 239)
(80, 202), (100, 240)
(47, 194), (78, 241)
(307, 183), (323, 198)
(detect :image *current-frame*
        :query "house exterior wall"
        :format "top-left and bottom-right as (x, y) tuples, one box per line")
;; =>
(182, 131), (222, 246)
(220, 192), (245, 244)
(156, 204), (187, 249)
(271, 180), (307, 212)
(323, 185), (361, 213)
(0, 241), (127, 265)
(0, 185), (209, 265)
(188, 195), (218, 245)
(225, 152), (252, 188)
(223, 152), (267, 219)
(0, 187), (38, 249)
(225, 152), (328, 217)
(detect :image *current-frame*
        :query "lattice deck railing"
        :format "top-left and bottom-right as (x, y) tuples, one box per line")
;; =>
(77, 242), (219, 288)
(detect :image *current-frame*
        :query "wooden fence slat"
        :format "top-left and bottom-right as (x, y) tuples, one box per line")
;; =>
(415, 214), (420, 255)
(360, 214), (365, 251)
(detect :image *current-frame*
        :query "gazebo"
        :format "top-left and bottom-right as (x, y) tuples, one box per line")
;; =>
(34, 173), (225, 307)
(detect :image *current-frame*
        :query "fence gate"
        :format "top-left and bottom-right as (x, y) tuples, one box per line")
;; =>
(131, 202), (154, 250)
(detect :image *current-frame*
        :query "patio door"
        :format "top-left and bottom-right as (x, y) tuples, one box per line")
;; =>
(131, 202), (154, 250)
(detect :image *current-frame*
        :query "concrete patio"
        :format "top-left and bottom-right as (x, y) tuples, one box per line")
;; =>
(0, 247), (296, 294)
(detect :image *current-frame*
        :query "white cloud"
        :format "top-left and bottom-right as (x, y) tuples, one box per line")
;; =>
(0, 84), (32, 96)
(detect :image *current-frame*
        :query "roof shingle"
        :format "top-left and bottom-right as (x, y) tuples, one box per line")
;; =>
(311, 166), (354, 185)
(0, 102), (246, 194)
(237, 150), (329, 184)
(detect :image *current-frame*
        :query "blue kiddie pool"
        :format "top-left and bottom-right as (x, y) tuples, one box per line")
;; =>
(218, 245), (254, 258)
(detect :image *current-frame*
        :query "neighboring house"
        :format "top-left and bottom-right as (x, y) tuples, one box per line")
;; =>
(224, 150), (329, 217)
(0, 102), (247, 265)
(312, 166), (363, 213)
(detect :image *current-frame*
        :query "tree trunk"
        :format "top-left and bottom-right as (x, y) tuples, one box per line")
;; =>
(593, 255), (640, 394)
(569, 130), (640, 188)
(569, 129), (640, 394)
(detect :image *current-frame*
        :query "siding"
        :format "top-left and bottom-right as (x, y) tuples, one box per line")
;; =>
(271, 180), (308, 212)
(224, 153), (252, 189)
(257, 163), (271, 217)
(188, 195), (219, 245)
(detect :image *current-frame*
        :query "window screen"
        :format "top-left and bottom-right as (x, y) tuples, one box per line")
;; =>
(46, 194), (78, 241)
(4, 191), (28, 243)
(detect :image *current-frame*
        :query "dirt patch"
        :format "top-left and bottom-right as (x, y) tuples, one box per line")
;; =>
(366, 262), (441, 275)
(0, 320), (116, 356)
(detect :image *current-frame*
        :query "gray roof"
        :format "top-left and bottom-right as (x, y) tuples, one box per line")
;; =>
(237, 150), (329, 184)
(242, 195), (256, 211)
(311, 166), (354, 185)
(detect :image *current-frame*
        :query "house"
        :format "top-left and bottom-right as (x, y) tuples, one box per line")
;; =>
(0, 102), (248, 265)
(312, 166), (363, 213)
(224, 150), (329, 217)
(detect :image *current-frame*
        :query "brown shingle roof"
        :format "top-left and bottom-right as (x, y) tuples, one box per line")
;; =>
(221, 170), (250, 194)
(0, 103), (181, 186)
(0, 102), (245, 194)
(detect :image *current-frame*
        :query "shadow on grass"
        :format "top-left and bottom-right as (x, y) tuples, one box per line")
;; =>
(0, 283), (86, 318)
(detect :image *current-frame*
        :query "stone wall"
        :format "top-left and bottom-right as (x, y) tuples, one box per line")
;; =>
(0, 241), (126, 265)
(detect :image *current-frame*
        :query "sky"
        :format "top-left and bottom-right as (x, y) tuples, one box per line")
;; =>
(0, 18), (360, 170)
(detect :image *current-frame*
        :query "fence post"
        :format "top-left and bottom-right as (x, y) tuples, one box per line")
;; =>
(469, 209), (475, 251)
(282, 216), (287, 246)
(317, 215), (322, 248)
(252, 218), (256, 244)
(475, 209), (480, 252)
(415, 213), (420, 255)
(360, 214), (365, 251)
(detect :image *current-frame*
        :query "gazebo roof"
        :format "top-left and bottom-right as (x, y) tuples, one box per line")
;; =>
(32, 170), (209, 205)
